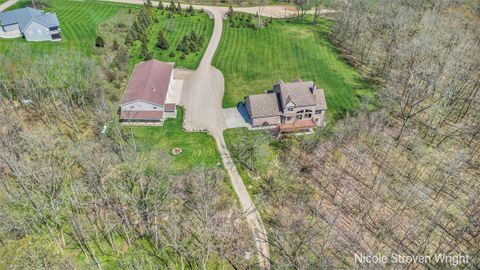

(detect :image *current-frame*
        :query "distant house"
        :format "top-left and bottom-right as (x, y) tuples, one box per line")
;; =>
(119, 60), (176, 125)
(245, 79), (327, 132)
(0, 7), (61, 41)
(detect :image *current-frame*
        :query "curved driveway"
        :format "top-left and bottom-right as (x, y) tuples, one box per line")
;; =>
(179, 7), (272, 270)
(102, 1), (271, 268)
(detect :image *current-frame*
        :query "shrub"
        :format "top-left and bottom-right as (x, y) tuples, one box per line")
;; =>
(156, 31), (169, 50)
(112, 39), (119, 50)
(168, 51), (176, 57)
(95, 36), (105, 48)
(180, 52), (186, 59)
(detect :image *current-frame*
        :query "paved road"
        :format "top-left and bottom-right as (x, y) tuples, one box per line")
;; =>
(102, 1), (271, 268)
(0, 0), (19, 11)
(103, 0), (329, 18)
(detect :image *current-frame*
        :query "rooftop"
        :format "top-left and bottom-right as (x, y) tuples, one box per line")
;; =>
(120, 110), (163, 121)
(0, 7), (59, 31)
(120, 60), (174, 106)
(246, 92), (281, 118)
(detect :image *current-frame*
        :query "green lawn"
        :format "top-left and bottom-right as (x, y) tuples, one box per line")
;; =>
(213, 17), (374, 118)
(0, 0), (137, 57)
(130, 10), (213, 70)
(130, 107), (222, 170)
(224, 128), (277, 196)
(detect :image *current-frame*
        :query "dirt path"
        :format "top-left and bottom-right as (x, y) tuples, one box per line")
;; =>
(101, 1), (271, 268)
(0, 0), (19, 11)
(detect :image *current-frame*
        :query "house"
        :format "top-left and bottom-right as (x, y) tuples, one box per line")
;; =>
(245, 79), (327, 132)
(0, 7), (61, 41)
(119, 60), (176, 125)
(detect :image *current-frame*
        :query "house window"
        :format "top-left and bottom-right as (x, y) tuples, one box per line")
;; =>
(153, 106), (158, 109)
(316, 110), (322, 114)
(130, 106), (135, 109)
(296, 115), (303, 120)
(285, 117), (291, 121)
(287, 106), (294, 111)
(305, 110), (312, 118)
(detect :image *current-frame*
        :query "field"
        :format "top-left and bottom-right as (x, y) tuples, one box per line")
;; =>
(130, 107), (222, 170)
(213, 17), (374, 118)
(130, 10), (213, 70)
(0, 0), (137, 57)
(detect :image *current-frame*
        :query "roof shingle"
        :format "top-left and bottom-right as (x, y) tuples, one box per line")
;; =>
(246, 93), (281, 118)
(120, 60), (173, 106)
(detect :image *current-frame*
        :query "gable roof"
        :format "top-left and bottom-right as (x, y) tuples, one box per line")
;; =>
(246, 92), (281, 118)
(0, 7), (60, 32)
(313, 88), (327, 110)
(120, 60), (174, 106)
(276, 80), (317, 107)
(29, 13), (60, 29)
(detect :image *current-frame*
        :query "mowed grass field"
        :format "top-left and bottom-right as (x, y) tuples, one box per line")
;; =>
(0, 0), (137, 57)
(131, 107), (222, 170)
(148, 11), (213, 69)
(130, 10), (213, 70)
(213, 17), (374, 118)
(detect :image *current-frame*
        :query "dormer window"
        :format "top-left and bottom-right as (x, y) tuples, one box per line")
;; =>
(286, 100), (295, 111)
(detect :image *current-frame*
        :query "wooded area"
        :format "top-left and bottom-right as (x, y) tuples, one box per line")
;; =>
(0, 11), (253, 269)
(0, 0), (478, 268)
(226, 0), (479, 268)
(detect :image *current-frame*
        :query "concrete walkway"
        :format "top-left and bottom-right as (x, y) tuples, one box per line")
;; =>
(0, 0), (19, 11)
(101, 1), (271, 268)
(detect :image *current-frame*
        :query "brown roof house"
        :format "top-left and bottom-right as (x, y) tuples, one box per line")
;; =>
(245, 79), (327, 132)
(119, 60), (176, 125)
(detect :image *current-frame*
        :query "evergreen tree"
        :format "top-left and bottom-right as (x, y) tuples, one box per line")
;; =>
(157, 0), (164, 10)
(180, 52), (186, 59)
(95, 36), (105, 47)
(168, 50), (176, 57)
(156, 31), (169, 50)
(227, 5), (234, 17)
(140, 46), (152, 60)
(189, 31), (198, 43)
(188, 4), (194, 14)
(176, 35), (189, 54)
(125, 31), (134, 46)
(177, 2), (182, 13)
(146, 0), (153, 8)
(169, 0), (175, 11)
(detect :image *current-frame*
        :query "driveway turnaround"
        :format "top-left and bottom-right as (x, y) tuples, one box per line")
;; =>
(102, 1), (271, 268)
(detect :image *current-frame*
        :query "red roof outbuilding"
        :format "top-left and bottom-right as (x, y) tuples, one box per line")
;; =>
(120, 60), (173, 106)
